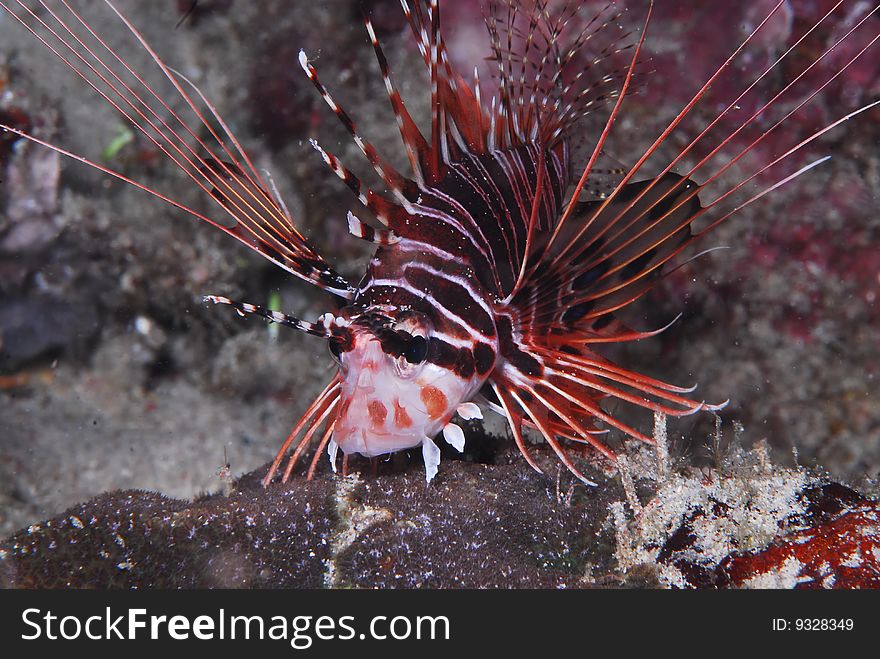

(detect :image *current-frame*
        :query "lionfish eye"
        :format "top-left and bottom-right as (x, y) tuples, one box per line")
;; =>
(403, 334), (428, 364)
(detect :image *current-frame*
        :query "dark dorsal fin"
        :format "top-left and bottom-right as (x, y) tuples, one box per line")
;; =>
(513, 172), (702, 334)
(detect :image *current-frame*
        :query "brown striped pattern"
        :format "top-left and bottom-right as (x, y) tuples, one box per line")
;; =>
(343, 143), (567, 378)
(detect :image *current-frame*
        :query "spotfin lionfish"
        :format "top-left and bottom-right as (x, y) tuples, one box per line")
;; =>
(1, 1), (878, 485)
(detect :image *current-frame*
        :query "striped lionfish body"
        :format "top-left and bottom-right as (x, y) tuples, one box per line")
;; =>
(331, 141), (566, 479)
(2, 1), (878, 485)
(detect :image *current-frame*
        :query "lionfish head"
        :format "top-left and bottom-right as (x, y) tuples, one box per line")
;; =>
(329, 309), (486, 479)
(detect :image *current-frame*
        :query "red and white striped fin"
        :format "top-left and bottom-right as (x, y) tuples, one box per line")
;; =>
(261, 375), (342, 486)
(347, 212), (400, 246)
(365, 15), (431, 186)
(547, 1), (880, 268)
(491, 0), (879, 477)
(0, 0), (353, 299)
(298, 49), (417, 208)
(489, 332), (725, 480)
(482, 0), (633, 149)
(522, 3), (880, 337)
(400, 0), (488, 164)
(308, 139), (404, 229)
(204, 295), (346, 339)
(517, 172), (700, 332)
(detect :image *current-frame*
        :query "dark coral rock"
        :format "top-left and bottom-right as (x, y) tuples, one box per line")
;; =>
(0, 294), (99, 372)
(0, 476), (336, 588)
(336, 463), (608, 588)
(0, 456), (615, 589)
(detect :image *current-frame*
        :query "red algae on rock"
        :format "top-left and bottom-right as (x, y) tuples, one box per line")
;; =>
(717, 485), (880, 588)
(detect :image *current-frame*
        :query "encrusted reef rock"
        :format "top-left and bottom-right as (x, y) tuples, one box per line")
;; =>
(0, 479), (336, 588)
(0, 457), (613, 589)
(714, 485), (880, 589)
(2, 442), (878, 589)
(611, 442), (880, 589)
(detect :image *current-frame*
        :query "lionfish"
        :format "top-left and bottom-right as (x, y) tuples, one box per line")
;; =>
(1, 1), (878, 485)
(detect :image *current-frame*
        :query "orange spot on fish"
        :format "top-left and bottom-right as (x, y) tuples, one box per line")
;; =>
(420, 385), (448, 420)
(368, 399), (387, 429)
(393, 398), (413, 428)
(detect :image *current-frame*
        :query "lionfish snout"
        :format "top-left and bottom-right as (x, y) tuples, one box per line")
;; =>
(330, 311), (486, 481)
